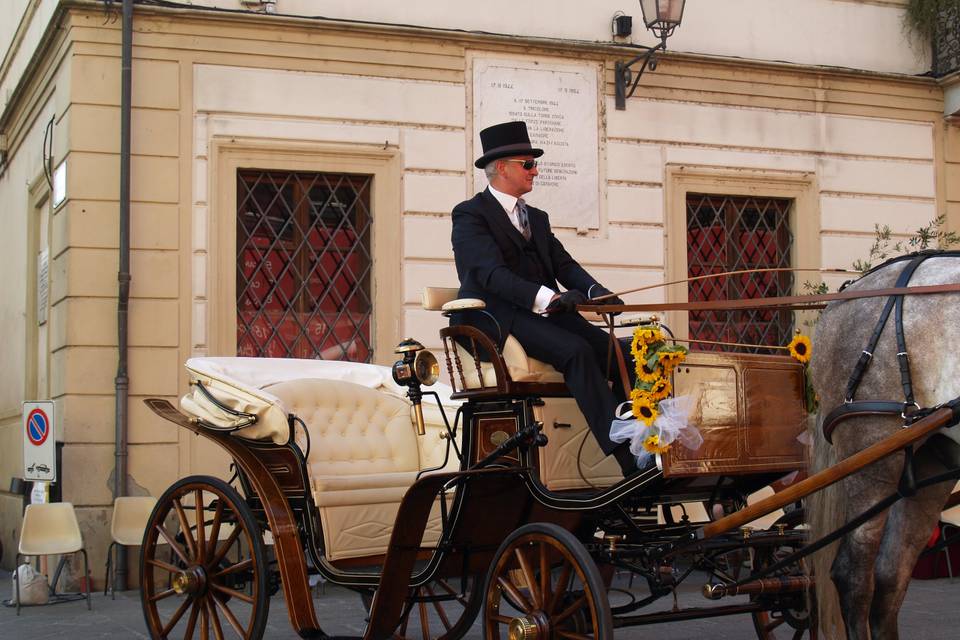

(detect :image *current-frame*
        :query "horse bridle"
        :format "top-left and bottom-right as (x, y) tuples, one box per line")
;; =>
(819, 251), (960, 443)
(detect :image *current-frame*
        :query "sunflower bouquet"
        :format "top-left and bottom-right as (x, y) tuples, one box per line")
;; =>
(610, 323), (702, 466)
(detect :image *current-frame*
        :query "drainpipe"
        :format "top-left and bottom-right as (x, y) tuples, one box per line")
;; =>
(113, 0), (133, 592)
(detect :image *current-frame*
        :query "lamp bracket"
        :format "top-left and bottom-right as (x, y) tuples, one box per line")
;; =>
(614, 40), (666, 110)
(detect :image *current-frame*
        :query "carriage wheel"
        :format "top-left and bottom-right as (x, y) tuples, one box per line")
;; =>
(750, 519), (817, 640)
(483, 523), (613, 640)
(387, 575), (483, 640)
(140, 476), (269, 640)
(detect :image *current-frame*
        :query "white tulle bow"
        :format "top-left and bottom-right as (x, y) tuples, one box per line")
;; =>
(609, 395), (702, 467)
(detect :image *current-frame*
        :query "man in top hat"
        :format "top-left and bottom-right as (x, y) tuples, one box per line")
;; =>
(450, 120), (638, 477)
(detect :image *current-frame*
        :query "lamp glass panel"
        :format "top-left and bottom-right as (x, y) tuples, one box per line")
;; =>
(640, 0), (658, 27)
(664, 0), (685, 23)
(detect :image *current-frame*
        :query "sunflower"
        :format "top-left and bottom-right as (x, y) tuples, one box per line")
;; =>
(630, 332), (649, 364)
(648, 376), (672, 401)
(642, 432), (671, 454)
(788, 334), (812, 364)
(656, 349), (687, 372)
(636, 362), (663, 384)
(635, 326), (664, 346)
(631, 391), (659, 426)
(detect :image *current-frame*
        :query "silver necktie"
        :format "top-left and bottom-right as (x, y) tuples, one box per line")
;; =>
(516, 200), (531, 241)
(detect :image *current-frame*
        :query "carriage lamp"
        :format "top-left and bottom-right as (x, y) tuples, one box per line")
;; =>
(393, 338), (440, 436)
(614, 0), (686, 110)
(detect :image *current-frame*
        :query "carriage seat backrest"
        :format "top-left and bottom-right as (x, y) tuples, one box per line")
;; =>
(421, 286), (564, 387)
(263, 378), (419, 476)
(262, 377), (454, 561)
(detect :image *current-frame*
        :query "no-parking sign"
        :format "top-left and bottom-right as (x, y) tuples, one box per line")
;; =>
(23, 401), (56, 482)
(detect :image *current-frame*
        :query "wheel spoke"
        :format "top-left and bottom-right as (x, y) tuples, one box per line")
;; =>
(212, 558), (253, 579)
(206, 500), (225, 560)
(213, 591), (248, 637)
(149, 587), (179, 603)
(553, 593), (587, 625)
(514, 545), (541, 608)
(184, 599), (201, 640)
(196, 490), (207, 564)
(545, 562), (572, 614)
(491, 613), (513, 624)
(497, 575), (533, 613)
(557, 632), (592, 640)
(147, 557), (182, 575)
(206, 597), (225, 640)
(210, 582), (255, 604)
(200, 599), (210, 640)
(417, 600), (431, 640)
(539, 541), (550, 612)
(434, 578), (469, 606)
(426, 585), (453, 631)
(156, 524), (190, 565)
(209, 526), (243, 568)
(174, 498), (199, 559)
(160, 596), (194, 636)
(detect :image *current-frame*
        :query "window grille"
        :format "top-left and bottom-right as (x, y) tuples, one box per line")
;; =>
(236, 169), (373, 361)
(686, 193), (793, 353)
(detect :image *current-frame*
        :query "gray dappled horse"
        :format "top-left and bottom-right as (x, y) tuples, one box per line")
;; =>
(809, 253), (960, 640)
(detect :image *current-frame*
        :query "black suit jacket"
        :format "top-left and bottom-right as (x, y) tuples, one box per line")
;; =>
(450, 188), (599, 345)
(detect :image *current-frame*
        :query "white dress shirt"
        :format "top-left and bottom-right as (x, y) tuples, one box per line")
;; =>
(487, 185), (555, 313)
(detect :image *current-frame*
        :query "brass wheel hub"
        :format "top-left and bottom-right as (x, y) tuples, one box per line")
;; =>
(171, 566), (206, 595)
(508, 615), (539, 640)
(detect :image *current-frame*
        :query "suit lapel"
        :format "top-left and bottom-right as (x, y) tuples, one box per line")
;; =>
(479, 189), (526, 250)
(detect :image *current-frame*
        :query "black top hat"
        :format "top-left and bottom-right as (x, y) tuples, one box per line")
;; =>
(474, 121), (544, 169)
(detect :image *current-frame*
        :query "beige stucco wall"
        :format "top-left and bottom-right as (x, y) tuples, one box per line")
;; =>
(0, 4), (952, 580)
(186, 0), (924, 75)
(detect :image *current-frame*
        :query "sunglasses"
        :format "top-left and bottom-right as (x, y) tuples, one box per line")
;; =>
(503, 159), (539, 171)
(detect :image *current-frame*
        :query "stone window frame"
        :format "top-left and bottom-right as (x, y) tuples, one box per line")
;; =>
(210, 140), (402, 364)
(663, 165), (821, 343)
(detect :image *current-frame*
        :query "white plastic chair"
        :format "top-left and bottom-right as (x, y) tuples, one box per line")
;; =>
(104, 496), (157, 598)
(15, 502), (91, 615)
(744, 486), (787, 530)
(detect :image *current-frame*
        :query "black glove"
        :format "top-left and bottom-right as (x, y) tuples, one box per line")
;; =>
(545, 289), (588, 314)
(590, 285), (624, 307)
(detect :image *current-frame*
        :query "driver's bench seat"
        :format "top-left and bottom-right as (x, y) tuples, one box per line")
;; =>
(422, 287), (571, 397)
(422, 287), (622, 488)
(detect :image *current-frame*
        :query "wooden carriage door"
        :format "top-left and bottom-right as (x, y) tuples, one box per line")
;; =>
(686, 193), (794, 353)
(236, 169), (374, 362)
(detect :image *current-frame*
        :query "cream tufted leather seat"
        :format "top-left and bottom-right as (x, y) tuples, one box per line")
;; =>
(265, 378), (454, 561)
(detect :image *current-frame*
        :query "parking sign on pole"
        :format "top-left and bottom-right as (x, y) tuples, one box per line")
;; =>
(23, 401), (56, 483)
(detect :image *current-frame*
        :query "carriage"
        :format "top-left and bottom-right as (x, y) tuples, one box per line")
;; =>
(141, 279), (960, 640)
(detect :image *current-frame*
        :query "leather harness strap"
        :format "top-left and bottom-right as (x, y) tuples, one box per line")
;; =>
(825, 253), (935, 444)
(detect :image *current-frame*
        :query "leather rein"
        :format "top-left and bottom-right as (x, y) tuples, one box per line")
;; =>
(588, 252), (960, 446)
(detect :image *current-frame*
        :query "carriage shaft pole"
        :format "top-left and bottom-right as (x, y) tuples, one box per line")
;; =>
(699, 403), (960, 540)
(702, 575), (814, 600)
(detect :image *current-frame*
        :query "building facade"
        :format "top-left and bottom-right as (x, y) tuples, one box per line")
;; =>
(1, 0), (958, 581)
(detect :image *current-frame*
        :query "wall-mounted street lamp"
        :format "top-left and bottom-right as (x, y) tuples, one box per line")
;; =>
(615, 0), (686, 110)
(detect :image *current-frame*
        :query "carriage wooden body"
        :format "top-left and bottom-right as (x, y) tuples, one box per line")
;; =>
(139, 295), (838, 640)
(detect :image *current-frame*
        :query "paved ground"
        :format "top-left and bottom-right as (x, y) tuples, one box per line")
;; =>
(1, 568), (958, 639)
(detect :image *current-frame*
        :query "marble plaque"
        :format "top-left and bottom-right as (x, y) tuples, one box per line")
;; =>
(473, 58), (601, 229)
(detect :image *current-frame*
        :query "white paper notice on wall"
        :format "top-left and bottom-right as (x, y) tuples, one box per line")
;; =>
(52, 160), (66, 209)
(473, 58), (601, 230)
(37, 248), (48, 325)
